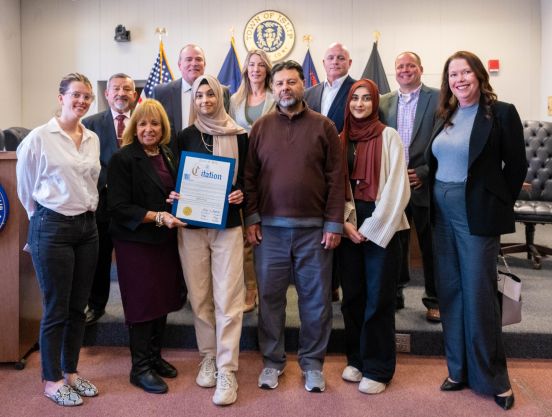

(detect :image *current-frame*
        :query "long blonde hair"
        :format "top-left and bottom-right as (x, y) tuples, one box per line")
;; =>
(232, 49), (272, 105)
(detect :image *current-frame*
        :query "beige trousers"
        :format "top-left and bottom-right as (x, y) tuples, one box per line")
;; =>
(177, 226), (245, 371)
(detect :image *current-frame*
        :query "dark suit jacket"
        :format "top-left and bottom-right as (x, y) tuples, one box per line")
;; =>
(153, 78), (231, 157)
(107, 140), (178, 244)
(379, 84), (439, 207)
(426, 99), (527, 236)
(82, 110), (120, 221)
(304, 75), (356, 133)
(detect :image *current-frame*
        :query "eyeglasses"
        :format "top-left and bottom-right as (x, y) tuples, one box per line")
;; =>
(64, 91), (95, 102)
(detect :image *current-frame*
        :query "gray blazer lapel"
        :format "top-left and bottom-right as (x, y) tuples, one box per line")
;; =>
(387, 93), (399, 129)
(411, 88), (431, 143)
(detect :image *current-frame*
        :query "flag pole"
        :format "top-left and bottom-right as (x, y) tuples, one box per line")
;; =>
(303, 34), (313, 49)
(229, 27), (240, 68)
(155, 27), (168, 42)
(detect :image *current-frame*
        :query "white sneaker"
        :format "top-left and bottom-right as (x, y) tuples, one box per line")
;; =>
(212, 370), (238, 406)
(358, 377), (386, 394)
(341, 366), (362, 382)
(196, 355), (217, 387)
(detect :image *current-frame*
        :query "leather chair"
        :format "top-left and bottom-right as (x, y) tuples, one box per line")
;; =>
(4, 127), (31, 151)
(501, 120), (552, 269)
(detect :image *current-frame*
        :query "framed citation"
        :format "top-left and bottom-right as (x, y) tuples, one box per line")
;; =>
(172, 151), (235, 229)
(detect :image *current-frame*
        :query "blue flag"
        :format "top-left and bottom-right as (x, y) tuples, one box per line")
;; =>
(217, 38), (242, 94)
(141, 41), (174, 101)
(302, 49), (320, 88)
(361, 42), (390, 94)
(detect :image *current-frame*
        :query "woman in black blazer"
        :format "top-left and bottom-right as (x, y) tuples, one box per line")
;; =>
(107, 99), (186, 394)
(427, 51), (527, 410)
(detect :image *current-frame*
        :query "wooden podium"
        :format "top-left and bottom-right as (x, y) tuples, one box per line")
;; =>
(0, 152), (41, 368)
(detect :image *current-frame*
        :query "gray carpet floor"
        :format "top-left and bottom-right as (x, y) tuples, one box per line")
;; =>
(84, 224), (552, 358)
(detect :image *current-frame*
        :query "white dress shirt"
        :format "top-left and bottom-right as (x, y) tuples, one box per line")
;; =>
(16, 117), (100, 218)
(110, 108), (131, 131)
(320, 74), (348, 116)
(181, 79), (193, 128)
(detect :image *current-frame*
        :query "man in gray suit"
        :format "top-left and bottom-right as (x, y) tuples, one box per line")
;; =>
(154, 44), (230, 157)
(379, 52), (440, 322)
(82, 73), (137, 325)
(304, 42), (356, 134)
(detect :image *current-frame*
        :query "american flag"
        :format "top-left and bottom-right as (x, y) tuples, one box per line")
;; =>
(140, 41), (174, 101)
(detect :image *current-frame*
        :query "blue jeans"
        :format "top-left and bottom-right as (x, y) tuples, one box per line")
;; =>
(255, 226), (333, 371)
(433, 181), (510, 395)
(29, 204), (98, 381)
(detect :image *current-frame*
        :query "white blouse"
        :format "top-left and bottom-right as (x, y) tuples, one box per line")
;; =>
(16, 117), (100, 218)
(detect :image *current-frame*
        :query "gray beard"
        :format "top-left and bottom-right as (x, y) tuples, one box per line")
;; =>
(278, 97), (297, 108)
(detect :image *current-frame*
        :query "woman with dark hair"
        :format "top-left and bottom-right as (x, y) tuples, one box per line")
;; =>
(428, 51), (527, 410)
(107, 98), (186, 395)
(173, 75), (247, 406)
(230, 49), (275, 312)
(338, 79), (410, 395)
(16, 73), (100, 406)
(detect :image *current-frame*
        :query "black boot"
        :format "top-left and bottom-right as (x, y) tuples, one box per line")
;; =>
(151, 316), (177, 378)
(128, 321), (168, 394)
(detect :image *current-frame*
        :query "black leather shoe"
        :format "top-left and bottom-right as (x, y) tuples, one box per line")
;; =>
(494, 393), (515, 410)
(395, 296), (405, 310)
(440, 378), (465, 391)
(153, 358), (177, 378)
(130, 369), (168, 394)
(85, 309), (105, 326)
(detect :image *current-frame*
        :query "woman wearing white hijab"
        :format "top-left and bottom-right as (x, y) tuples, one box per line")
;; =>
(172, 75), (247, 406)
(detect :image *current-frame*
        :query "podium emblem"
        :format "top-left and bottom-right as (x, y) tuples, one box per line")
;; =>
(0, 183), (9, 232)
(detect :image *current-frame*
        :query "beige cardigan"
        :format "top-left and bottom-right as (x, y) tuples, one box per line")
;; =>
(344, 127), (410, 248)
(229, 92), (276, 133)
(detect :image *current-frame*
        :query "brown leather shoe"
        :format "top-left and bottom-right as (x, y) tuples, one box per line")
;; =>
(426, 308), (441, 323)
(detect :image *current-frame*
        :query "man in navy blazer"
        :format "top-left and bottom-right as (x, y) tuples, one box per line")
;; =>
(154, 44), (230, 157)
(379, 52), (440, 322)
(304, 42), (356, 134)
(82, 73), (137, 326)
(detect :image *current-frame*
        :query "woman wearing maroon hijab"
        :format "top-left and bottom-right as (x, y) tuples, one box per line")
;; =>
(337, 79), (410, 394)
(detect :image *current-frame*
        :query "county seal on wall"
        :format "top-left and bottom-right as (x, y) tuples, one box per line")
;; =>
(243, 10), (295, 62)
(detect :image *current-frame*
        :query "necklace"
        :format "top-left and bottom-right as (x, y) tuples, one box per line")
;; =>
(200, 131), (213, 153)
(144, 147), (160, 156)
(352, 142), (357, 156)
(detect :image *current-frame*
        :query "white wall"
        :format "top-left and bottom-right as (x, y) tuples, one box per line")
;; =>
(20, 0), (543, 128)
(541, 0), (552, 121)
(0, 0), (21, 129)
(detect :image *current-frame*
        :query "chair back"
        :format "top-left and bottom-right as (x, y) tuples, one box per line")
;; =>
(521, 121), (552, 202)
(4, 127), (31, 151)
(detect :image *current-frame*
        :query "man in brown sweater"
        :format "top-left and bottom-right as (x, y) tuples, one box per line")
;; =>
(245, 60), (344, 393)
